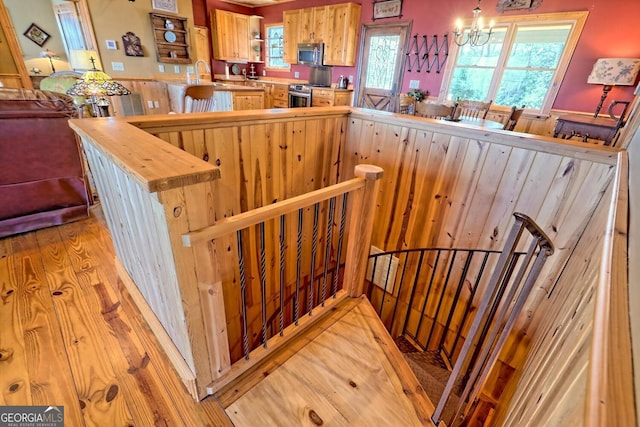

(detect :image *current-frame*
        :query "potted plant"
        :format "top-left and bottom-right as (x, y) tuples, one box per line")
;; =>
(407, 89), (427, 102)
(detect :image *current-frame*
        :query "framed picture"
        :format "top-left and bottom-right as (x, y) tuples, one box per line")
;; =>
(373, 0), (403, 20)
(23, 23), (50, 47)
(152, 0), (178, 14)
(105, 39), (118, 50)
(497, 0), (542, 12)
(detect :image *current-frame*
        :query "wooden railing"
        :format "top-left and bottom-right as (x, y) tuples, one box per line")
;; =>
(586, 151), (634, 426)
(181, 164), (383, 394)
(70, 107), (635, 422)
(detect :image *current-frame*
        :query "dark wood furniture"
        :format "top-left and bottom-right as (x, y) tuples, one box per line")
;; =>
(553, 100), (631, 146)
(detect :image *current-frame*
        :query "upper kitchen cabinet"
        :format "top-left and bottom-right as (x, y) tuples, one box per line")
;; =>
(283, 2), (361, 67)
(211, 9), (251, 62)
(323, 3), (361, 66)
(283, 10), (299, 64)
(298, 6), (326, 43)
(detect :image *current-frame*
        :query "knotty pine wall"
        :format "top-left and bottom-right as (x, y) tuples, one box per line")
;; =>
(140, 108), (617, 390)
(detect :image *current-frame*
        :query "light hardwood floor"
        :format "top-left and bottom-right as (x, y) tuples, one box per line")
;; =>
(0, 206), (232, 426)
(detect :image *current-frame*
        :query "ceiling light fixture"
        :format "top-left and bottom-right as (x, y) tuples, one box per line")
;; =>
(453, 0), (494, 47)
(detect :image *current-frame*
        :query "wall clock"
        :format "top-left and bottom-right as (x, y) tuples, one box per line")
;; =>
(497, 0), (542, 12)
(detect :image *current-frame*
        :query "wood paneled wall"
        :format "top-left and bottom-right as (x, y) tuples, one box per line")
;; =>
(142, 109), (617, 383)
(75, 107), (629, 417)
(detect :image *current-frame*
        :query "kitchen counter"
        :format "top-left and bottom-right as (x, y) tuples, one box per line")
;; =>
(164, 80), (265, 113)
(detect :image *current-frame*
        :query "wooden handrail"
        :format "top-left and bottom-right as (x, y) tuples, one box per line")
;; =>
(182, 170), (370, 246)
(586, 151), (635, 426)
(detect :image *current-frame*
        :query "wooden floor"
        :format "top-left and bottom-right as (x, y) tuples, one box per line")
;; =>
(0, 207), (232, 426)
(223, 296), (436, 426)
(0, 207), (435, 426)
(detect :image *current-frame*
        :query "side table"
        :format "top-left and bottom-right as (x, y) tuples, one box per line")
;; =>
(553, 114), (619, 146)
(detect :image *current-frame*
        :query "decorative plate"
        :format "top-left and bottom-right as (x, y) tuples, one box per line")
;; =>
(231, 64), (241, 75)
(164, 31), (177, 43)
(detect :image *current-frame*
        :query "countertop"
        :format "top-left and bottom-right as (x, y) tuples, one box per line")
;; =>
(213, 74), (354, 91)
(161, 79), (263, 91)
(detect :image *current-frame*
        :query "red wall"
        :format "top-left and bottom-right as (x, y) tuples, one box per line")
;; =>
(196, 0), (640, 113)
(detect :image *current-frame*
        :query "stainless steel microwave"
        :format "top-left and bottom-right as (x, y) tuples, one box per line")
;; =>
(297, 43), (324, 66)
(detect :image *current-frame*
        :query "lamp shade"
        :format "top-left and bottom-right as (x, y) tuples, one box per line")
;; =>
(587, 58), (640, 86)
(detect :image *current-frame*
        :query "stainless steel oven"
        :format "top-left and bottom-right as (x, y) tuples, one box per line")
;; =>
(288, 84), (312, 108)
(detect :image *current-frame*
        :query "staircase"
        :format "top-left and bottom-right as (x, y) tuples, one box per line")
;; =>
(395, 336), (465, 425)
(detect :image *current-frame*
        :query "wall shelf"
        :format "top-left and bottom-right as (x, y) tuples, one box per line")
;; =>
(149, 12), (191, 64)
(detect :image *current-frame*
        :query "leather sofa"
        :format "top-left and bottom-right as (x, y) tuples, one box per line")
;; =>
(0, 88), (90, 237)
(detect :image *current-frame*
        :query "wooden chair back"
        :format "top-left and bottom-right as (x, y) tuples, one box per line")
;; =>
(398, 93), (415, 115)
(503, 105), (525, 131)
(415, 102), (454, 119)
(454, 99), (493, 120)
(184, 85), (216, 113)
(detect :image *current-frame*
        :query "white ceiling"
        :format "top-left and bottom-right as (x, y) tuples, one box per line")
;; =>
(220, 0), (295, 7)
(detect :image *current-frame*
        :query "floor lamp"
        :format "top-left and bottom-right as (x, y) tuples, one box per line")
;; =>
(587, 58), (640, 117)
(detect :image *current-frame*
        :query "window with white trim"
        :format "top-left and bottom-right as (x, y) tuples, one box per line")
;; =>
(440, 12), (588, 114)
(265, 23), (289, 70)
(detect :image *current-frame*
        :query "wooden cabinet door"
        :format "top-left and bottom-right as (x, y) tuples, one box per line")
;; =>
(324, 3), (361, 66)
(234, 13), (250, 61)
(212, 10), (250, 61)
(211, 10), (235, 60)
(299, 7), (326, 42)
(232, 91), (265, 110)
(283, 10), (300, 64)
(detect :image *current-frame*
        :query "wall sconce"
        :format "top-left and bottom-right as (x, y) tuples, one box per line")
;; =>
(587, 57), (640, 117)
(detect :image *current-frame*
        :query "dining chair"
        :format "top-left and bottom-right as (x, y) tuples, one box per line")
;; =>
(398, 93), (415, 115)
(454, 99), (493, 120)
(184, 85), (216, 113)
(503, 105), (525, 131)
(415, 101), (454, 119)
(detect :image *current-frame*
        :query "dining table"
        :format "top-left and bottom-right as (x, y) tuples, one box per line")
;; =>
(438, 117), (505, 130)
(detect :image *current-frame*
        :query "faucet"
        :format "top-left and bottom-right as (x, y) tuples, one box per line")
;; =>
(193, 59), (211, 85)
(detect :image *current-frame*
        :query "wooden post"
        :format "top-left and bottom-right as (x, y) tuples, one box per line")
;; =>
(343, 164), (384, 297)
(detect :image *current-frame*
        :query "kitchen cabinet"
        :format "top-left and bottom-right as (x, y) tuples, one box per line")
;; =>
(323, 3), (361, 66)
(283, 2), (361, 66)
(232, 89), (265, 110)
(299, 6), (326, 43)
(211, 9), (250, 62)
(283, 10), (299, 64)
(245, 80), (289, 109)
(149, 13), (190, 64)
(311, 88), (352, 107)
(271, 84), (289, 108)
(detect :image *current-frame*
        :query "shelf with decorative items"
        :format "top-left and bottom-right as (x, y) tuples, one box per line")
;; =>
(249, 15), (263, 63)
(149, 12), (191, 64)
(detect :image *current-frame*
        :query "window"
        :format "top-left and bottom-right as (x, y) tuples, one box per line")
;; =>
(265, 24), (289, 70)
(440, 12), (587, 114)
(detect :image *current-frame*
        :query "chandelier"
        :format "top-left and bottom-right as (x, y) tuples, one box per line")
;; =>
(453, 0), (494, 47)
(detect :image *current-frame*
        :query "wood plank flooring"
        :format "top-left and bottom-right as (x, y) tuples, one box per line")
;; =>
(0, 207), (231, 426)
(225, 297), (436, 426)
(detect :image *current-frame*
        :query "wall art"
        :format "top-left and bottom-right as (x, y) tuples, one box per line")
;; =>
(152, 0), (178, 14)
(23, 23), (50, 47)
(373, 0), (402, 20)
(122, 32), (144, 57)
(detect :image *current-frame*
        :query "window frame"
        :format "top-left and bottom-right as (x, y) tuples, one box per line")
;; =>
(264, 23), (289, 71)
(438, 11), (588, 115)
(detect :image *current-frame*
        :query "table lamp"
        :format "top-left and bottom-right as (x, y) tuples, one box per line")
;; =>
(67, 57), (130, 117)
(587, 58), (640, 117)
